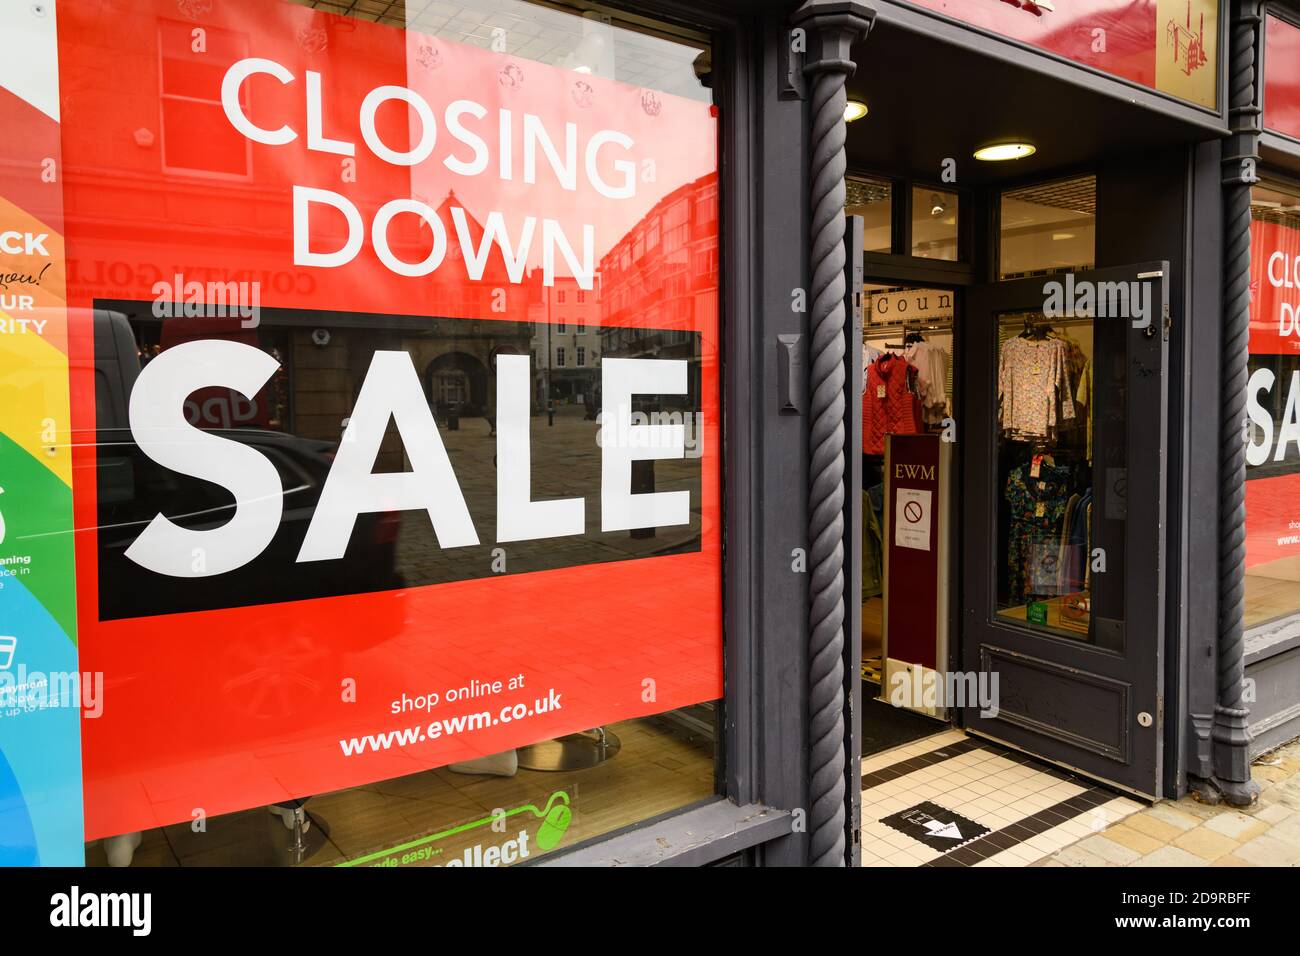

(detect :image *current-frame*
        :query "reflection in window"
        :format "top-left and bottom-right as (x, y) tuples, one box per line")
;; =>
(75, 0), (722, 869)
(992, 307), (1126, 651)
(999, 175), (1097, 279)
(1245, 181), (1300, 627)
(158, 21), (250, 176)
(846, 174), (892, 253)
(911, 186), (958, 260)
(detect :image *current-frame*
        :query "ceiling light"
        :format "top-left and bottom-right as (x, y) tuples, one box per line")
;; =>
(929, 193), (946, 217)
(844, 100), (868, 123)
(974, 142), (1037, 162)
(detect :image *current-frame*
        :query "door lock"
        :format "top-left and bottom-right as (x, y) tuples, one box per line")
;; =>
(1137, 711), (1154, 728)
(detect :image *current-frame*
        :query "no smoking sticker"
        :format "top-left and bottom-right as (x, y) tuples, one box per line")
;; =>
(894, 488), (932, 551)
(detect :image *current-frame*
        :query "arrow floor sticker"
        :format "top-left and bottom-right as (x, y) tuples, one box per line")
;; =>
(880, 801), (990, 852)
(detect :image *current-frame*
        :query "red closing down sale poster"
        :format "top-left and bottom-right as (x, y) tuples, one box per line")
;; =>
(1246, 218), (1300, 569)
(39, 0), (723, 840)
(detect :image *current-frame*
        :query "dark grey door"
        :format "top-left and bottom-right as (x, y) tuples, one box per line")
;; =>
(960, 264), (1169, 798)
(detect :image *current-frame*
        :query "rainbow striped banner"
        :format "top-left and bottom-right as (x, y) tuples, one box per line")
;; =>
(0, 0), (85, 866)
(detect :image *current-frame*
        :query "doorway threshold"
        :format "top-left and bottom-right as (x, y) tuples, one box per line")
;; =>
(860, 731), (1144, 867)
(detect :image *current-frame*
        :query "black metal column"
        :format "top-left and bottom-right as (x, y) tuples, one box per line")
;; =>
(1205, 0), (1263, 808)
(790, 0), (873, 866)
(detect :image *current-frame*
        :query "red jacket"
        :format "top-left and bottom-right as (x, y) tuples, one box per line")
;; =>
(862, 354), (923, 455)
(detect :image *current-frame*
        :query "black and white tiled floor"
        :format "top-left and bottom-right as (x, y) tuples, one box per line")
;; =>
(860, 730), (1146, 867)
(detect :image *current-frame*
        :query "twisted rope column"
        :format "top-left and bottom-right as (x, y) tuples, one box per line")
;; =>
(806, 65), (849, 867)
(1212, 0), (1262, 807)
(792, 0), (873, 867)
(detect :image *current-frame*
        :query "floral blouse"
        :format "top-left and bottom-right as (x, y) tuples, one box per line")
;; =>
(998, 337), (1077, 442)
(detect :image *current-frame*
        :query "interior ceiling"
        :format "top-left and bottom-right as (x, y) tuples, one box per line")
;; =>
(845, 20), (1220, 187)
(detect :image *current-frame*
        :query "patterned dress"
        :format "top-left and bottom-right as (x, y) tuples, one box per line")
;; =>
(1005, 462), (1074, 604)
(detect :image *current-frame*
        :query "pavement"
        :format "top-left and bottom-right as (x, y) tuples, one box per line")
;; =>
(1041, 738), (1300, 867)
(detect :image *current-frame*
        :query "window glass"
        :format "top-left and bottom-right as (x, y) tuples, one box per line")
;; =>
(862, 284), (955, 419)
(992, 307), (1125, 651)
(911, 186), (958, 260)
(1245, 181), (1300, 627)
(846, 174), (893, 253)
(3, 0), (723, 868)
(1000, 176), (1097, 279)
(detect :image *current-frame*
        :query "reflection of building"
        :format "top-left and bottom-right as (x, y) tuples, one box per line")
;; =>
(599, 171), (718, 408)
(284, 193), (532, 469)
(527, 272), (603, 410)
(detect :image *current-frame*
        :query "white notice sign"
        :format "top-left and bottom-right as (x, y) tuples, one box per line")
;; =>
(895, 488), (932, 552)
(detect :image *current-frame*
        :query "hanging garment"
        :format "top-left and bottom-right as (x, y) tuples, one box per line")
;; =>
(1069, 490), (1093, 591)
(862, 489), (884, 599)
(1057, 492), (1082, 594)
(904, 340), (950, 425)
(1005, 460), (1074, 605)
(862, 342), (883, 394)
(998, 336), (1078, 442)
(862, 353), (923, 455)
(1075, 359), (1093, 461)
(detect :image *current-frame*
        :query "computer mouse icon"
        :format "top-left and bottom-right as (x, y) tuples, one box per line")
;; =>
(536, 802), (572, 852)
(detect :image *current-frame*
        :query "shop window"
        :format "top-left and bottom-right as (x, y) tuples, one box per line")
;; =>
(1245, 181), (1300, 627)
(861, 283), (955, 417)
(991, 309), (1118, 647)
(911, 186), (958, 261)
(999, 175), (1097, 279)
(846, 174), (892, 253)
(57, 0), (722, 869)
(158, 21), (251, 177)
(435, 371), (468, 406)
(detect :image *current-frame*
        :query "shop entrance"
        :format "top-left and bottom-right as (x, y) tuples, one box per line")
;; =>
(853, 197), (1171, 800)
(959, 265), (1169, 798)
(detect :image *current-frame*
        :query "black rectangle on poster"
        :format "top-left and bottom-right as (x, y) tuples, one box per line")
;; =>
(92, 301), (705, 620)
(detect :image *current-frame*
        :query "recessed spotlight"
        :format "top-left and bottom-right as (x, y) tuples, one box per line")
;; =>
(974, 142), (1037, 162)
(844, 100), (868, 123)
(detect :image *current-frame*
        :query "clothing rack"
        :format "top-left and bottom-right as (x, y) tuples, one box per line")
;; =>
(882, 321), (949, 350)
(1015, 314), (1095, 334)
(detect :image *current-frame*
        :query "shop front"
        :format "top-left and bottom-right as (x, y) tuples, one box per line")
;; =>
(0, 0), (1293, 870)
(1242, 0), (1300, 760)
(0, 0), (755, 868)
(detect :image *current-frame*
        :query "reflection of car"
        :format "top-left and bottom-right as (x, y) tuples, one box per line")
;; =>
(94, 426), (404, 625)
(88, 308), (403, 627)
